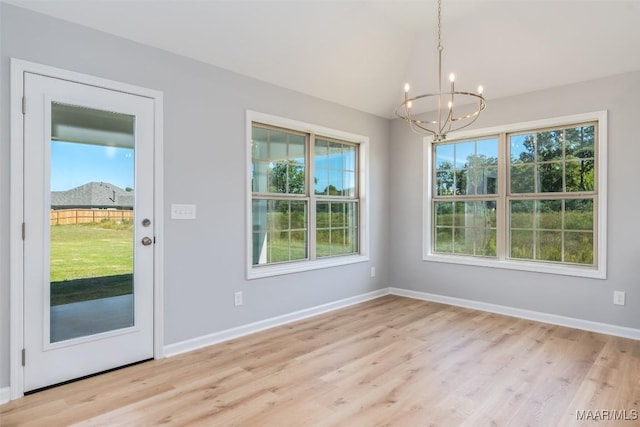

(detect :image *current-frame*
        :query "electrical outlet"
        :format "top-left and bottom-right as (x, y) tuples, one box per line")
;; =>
(613, 290), (625, 306)
(370, 267), (376, 277)
(234, 291), (243, 307)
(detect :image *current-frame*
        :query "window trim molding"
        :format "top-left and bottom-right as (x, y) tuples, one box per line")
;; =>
(246, 110), (370, 279)
(423, 111), (608, 279)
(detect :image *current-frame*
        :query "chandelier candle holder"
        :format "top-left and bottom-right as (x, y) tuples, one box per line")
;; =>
(396, 0), (486, 141)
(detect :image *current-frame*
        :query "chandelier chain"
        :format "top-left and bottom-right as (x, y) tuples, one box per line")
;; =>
(437, 0), (442, 51)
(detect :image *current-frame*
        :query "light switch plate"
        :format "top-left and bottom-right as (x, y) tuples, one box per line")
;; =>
(171, 204), (196, 220)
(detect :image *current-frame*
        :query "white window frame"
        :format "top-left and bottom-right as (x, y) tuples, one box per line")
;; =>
(423, 111), (607, 279)
(246, 111), (369, 279)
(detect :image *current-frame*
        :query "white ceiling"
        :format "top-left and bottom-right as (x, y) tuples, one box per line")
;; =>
(7, 0), (640, 118)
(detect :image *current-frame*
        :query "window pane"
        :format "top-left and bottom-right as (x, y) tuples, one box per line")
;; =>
(510, 230), (534, 259)
(270, 135), (287, 160)
(510, 134), (535, 163)
(252, 160), (269, 193)
(316, 229), (330, 257)
(466, 167), (498, 195)
(453, 201), (467, 227)
(316, 201), (358, 258)
(344, 171), (356, 197)
(510, 201), (534, 229)
(269, 161), (305, 194)
(564, 231), (594, 264)
(290, 230), (307, 260)
(289, 134), (305, 158)
(536, 130), (563, 162)
(315, 139), (357, 197)
(536, 231), (562, 262)
(328, 142), (343, 168)
(455, 168), (468, 195)
(435, 227), (453, 253)
(566, 125), (595, 160)
(537, 162), (563, 192)
(565, 160), (594, 192)
(453, 228), (473, 255)
(343, 144), (357, 171)
(476, 138), (498, 161)
(315, 170), (328, 195)
(316, 201), (329, 227)
(435, 202), (454, 226)
(252, 199), (307, 265)
(435, 170), (455, 196)
(251, 127), (269, 193)
(565, 199), (593, 230)
(510, 164), (535, 193)
(483, 168), (498, 195)
(536, 200), (562, 229)
(435, 144), (454, 170)
(327, 168), (342, 195)
(479, 229), (497, 257)
(455, 141), (475, 168)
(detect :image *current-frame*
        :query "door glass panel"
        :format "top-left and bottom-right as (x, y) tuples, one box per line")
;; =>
(49, 102), (136, 343)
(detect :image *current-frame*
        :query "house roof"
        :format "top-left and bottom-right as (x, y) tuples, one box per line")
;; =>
(51, 182), (133, 209)
(5, 1), (640, 118)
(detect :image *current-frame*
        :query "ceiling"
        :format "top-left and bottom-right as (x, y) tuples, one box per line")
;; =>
(7, 0), (640, 118)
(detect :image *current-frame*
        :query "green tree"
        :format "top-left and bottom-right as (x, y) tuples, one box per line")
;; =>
(565, 126), (595, 192)
(323, 184), (341, 196)
(435, 160), (455, 195)
(270, 161), (305, 194)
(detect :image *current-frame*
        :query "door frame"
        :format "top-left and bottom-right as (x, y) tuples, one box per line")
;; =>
(9, 58), (165, 400)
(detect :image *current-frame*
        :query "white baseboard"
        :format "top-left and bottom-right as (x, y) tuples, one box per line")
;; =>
(164, 285), (638, 359)
(164, 288), (391, 357)
(390, 287), (640, 340)
(0, 387), (10, 404)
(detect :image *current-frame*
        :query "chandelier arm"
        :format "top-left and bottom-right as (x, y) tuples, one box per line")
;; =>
(444, 110), (454, 136)
(439, 103), (453, 137)
(448, 108), (483, 133)
(447, 101), (486, 134)
(448, 79), (456, 134)
(449, 95), (487, 122)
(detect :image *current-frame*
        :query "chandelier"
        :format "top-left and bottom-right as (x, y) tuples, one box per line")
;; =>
(395, 0), (486, 141)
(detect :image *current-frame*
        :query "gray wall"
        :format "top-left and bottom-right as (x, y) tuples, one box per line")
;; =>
(390, 71), (640, 330)
(0, 4), (391, 388)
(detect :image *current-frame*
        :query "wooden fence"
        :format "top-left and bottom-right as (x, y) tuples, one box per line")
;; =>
(50, 209), (133, 225)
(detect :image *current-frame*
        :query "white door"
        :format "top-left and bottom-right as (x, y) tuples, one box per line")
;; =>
(23, 72), (155, 392)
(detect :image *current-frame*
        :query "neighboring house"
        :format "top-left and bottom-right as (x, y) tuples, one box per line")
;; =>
(51, 182), (133, 210)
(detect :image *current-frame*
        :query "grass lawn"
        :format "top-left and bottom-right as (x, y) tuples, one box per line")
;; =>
(50, 222), (133, 305)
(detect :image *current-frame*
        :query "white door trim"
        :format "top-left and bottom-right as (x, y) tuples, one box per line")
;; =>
(9, 58), (164, 400)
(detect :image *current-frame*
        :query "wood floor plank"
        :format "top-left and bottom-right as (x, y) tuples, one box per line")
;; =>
(1, 295), (639, 426)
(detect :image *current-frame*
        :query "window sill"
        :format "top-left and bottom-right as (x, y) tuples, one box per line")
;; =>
(248, 254), (369, 280)
(423, 253), (606, 279)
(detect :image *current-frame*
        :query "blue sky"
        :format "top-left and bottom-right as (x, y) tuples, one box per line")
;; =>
(50, 141), (134, 191)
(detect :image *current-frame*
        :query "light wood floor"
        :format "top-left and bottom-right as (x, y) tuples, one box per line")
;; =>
(1, 295), (639, 426)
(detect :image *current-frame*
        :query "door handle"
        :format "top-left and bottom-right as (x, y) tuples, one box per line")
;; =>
(141, 237), (153, 246)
